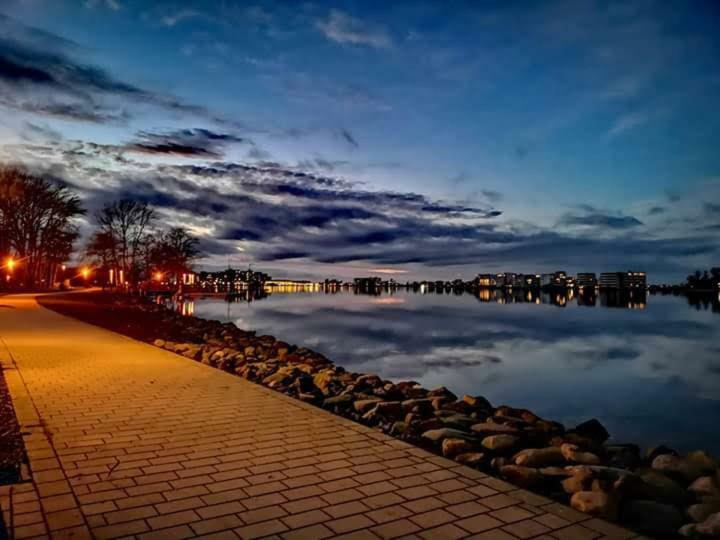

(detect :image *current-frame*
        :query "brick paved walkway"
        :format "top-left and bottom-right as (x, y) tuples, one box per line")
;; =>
(0, 294), (641, 539)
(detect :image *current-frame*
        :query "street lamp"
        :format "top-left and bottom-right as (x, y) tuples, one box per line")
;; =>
(81, 267), (91, 281)
(6, 258), (15, 272)
(154, 271), (163, 282)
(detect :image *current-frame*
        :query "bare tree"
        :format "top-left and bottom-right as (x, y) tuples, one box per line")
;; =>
(150, 227), (201, 279)
(94, 200), (155, 287)
(0, 165), (84, 289)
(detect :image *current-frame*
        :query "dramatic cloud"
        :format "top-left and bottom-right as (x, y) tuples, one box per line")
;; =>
(316, 10), (391, 49)
(559, 212), (643, 230)
(0, 15), (215, 124)
(125, 129), (246, 158)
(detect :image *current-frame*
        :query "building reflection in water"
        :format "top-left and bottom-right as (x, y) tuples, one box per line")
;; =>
(162, 285), (720, 316)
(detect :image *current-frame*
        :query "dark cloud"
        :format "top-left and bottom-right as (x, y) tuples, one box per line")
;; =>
(559, 212), (643, 229)
(338, 129), (359, 149)
(125, 129), (246, 158)
(704, 202), (720, 215)
(0, 19), (218, 124)
(648, 206), (666, 215)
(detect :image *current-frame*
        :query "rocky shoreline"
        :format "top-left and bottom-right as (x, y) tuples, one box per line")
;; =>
(41, 293), (720, 539)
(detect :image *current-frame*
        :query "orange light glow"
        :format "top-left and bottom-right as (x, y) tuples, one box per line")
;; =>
(154, 272), (164, 281)
(6, 258), (15, 271)
(81, 267), (91, 280)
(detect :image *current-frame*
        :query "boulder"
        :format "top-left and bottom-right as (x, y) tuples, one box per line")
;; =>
(653, 454), (704, 482)
(570, 491), (616, 519)
(422, 428), (475, 443)
(561, 443), (601, 465)
(569, 419), (609, 444)
(462, 395), (492, 411)
(442, 438), (476, 458)
(389, 421), (407, 436)
(481, 434), (519, 452)
(471, 422), (519, 437)
(697, 512), (720, 537)
(620, 500), (683, 537)
(687, 501), (720, 523)
(689, 476), (720, 498)
(322, 394), (354, 408)
(500, 465), (543, 489)
(354, 398), (382, 413)
(514, 447), (565, 468)
(153, 339), (166, 347)
(562, 467), (594, 494)
(455, 452), (485, 466)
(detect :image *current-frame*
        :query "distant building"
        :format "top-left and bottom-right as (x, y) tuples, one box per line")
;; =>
(523, 274), (541, 288)
(577, 273), (597, 289)
(599, 271), (647, 289)
(541, 271), (567, 288)
(476, 274), (497, 287)
(354, 277), (382, 292)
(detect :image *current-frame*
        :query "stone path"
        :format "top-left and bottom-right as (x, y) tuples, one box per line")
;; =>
(0, 294), (642, 539)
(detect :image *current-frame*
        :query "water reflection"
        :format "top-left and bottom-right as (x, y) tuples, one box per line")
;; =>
(168, 288), (720, 453)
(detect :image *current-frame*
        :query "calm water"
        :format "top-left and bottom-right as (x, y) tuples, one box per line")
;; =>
(183, 289), (720, 454)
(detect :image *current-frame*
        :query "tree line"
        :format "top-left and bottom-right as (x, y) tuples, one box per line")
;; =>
(0, 165), (200, 290)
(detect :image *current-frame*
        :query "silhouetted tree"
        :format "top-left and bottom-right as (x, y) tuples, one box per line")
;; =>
(93, 200), (155, 287)
(0, 165), (84, 289)
(150, 227), (201, 280)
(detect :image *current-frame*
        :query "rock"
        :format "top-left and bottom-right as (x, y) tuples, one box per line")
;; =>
(354, 398), (382, 413)
(605, 444), (641, 469)
(322, 394), (354, 408)
(645, 444), (679, 461)
(471, 422), (519, 437)
(439, 414), (476, 430)
(422, 428), (475, 443)
(313, 370), (337, 394)
(428, 386), (457, 401)
(481, 434), (519, 452)
(678, 523), (696, 537)
(696, 511), (720, 536)
(688, 501), (720, 523)
(401, 399), (434, 415)
(569, 419), (609, 444)
(153, 339), (166, 347)
(561, 443), (601, 465)
(514, 447), (565, 468)
(570, 491), (616, 519)
(500, 465), (543, 489)
(562, 468), (594, 494)
(455, 452), (485, 466)
(442, 438), (476, 458)
(620, 500), (683, 536)
(689, 476), (720, 497)
(462, 395), (492, 410)
(652, 454), (704, 482)
(367, 401), (402, 419)
(390, 421), (407, 436)
(686, 450), (718, 476)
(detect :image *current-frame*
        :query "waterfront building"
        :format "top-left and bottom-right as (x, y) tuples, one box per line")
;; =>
(476, 273), (497, 287)
(541, 271), (568, 288)
(599, 271), (647, 290)
(354, 277), (383, 292)
(577, 273), (597, 289)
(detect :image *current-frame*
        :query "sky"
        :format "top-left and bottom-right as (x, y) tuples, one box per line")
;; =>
(1, 0), (719, 282)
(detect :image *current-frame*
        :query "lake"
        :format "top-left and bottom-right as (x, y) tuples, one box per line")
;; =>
(180, 288), (720, 454)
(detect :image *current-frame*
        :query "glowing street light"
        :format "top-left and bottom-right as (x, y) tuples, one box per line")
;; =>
(6, 258), (15, 272)
(154, 271), (164, 282)
(81, 267), (91, 280)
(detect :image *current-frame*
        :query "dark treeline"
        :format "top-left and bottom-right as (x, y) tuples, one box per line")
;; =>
(684, 268), (720, 291)
(0, 165), (200, 291)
